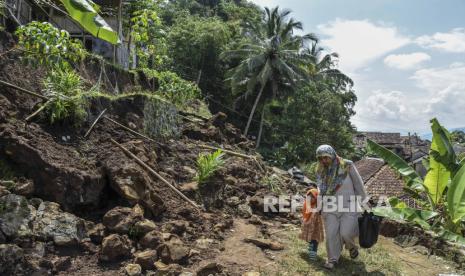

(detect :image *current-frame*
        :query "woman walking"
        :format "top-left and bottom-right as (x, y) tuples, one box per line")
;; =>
(315, 145), (367, 270)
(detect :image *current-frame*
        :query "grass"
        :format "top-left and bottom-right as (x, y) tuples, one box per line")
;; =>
(264, 229), (403, 276)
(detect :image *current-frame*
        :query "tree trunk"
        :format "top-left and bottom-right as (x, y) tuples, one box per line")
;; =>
(244, 83), (266, 136)
(256, 106), (265, 149)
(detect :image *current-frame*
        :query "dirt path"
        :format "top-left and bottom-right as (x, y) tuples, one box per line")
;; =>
(214, 219), (281, 275)
(215, 221), (463, 276)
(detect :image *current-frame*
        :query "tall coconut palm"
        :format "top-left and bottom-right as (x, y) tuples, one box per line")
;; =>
(305, 42), (354, 91)
(222, 6), (315, 147)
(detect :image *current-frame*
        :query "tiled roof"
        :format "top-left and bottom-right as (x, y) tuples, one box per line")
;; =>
(360, 132), (402, 144)
(355, 158), (385, 182)
(365, 165), (405, 199)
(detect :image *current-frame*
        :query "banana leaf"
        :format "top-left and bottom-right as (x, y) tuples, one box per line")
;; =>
(372, 205), (438, 230)
(424, 119), (452, 206)
(60, 0), (119, 44)
(447, 163), (465, 223)
(367, 139), (424, 192)
(435, 227), (465, 246)
(429, 118), (458, 175)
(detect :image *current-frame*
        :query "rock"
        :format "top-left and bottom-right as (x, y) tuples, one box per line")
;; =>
(248, 196), (265, 214)
(100, 234), (132, 261)
(158, 237), (189, 264)
(139, 230), (163, 249)
(226, 196), (241, 206)
(0, 194), (36, 239)
(29, 198), (43, 209)
(153, 261), (183, 275)
(243, 238), (284, 251)
(103, 206), (143, 234)
(52, 256), (71, 272)
(195, 238), (214, 249)
(196, 261), (223, 276)
(33, 201), (88, 246)
(162, 221), (188, 235)
(0, 244), (33, 275)
(0, 186), (10, 197)
(0, 123), (106, 210)
(12, 178), (35, 196)
(411, 245), (429, 255)
(125, 263), (142, 276)
(134, 249), (157, 270)
(180, 182), (199, 193)
(88, 223), (105, 244)
(237, 203), (253, 218)
(104, 154), (166, 217)
(134, 219), (157, 234)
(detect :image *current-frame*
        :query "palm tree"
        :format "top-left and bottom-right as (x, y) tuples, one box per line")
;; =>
(305, 42), (354, 91)
(222, 6), (315, 147)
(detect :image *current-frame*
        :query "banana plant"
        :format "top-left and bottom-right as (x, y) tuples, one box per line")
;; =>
(368, 118), (465, 245)
(60, 0), (119, 44)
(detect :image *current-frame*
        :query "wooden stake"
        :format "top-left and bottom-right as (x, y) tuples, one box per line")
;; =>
(0, 80), (48, 100)
(110, 138), (201, 210)
(84, 109), (107, 138)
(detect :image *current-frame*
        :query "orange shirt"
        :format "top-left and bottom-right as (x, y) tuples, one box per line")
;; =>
(302, 188), (319, 222)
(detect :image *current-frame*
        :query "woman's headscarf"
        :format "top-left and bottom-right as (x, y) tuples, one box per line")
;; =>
(315, 145), (352, 195)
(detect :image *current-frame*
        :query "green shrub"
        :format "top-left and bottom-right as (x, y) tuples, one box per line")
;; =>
(195, 150), (225, 185)
(15, 22), (85, 69)
(42, 68), (87, 125)
(144, 70), (201, 108)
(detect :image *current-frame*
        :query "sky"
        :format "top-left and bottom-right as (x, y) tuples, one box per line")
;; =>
(250, 0), (465, 135)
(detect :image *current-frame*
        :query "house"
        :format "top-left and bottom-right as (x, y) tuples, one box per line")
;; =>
(354, 131), (431, 177)
(3, 0), (129, 67)
(355, 157), (422, 208)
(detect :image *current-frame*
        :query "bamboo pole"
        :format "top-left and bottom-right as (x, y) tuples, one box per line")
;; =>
(84, 109), (107, 138)
(0, 80), (48, 100)
(110, 138), (201, 210)
(103, 116), (161, 145)
(25, 102), (49, 121)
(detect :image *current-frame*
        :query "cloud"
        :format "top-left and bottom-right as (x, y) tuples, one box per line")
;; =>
(317, 19), (411, 73)
(383, 52), (431, 70)
(416, 28), (465, 53)
(410, 64), (465, 126)
(360, 91), (410, 121)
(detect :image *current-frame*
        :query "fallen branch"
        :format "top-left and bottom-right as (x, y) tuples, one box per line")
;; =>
(110, 138), (201, 211)
(104, 116), (162, 146)
(0, 80), (48, 101)
(25, 101), (49, 121)
(84, 109), (107, 138)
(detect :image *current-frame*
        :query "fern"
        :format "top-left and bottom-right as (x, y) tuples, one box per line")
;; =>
(195, 149), (225, 185)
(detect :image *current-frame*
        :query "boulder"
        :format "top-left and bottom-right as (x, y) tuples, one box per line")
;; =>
(0, 123), (106, 210)
(237, 204), (253, 218)
(158, 237), (189, 264)
(134, 249), (157, 270)
(0, 244), (33, 275)
(139, 230), (163, 249)
(99, 234), (132, 261)
(162, 221), (188, 235)
(11, 178), (34, 197)
(153, 261), (183, 275)
(88, 223), (105, 244)
(33, 201), (88, 246)
(125, 263), (142, 276)
(0, 194), (36, 239)
(134, 219), (157, 234)
(103, 206), (143, 234)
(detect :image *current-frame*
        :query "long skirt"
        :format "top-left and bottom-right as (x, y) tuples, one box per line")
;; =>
(299, 213), (324, 243)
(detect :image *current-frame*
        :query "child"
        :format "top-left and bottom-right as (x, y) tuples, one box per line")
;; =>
(299, 184), (324, 261)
